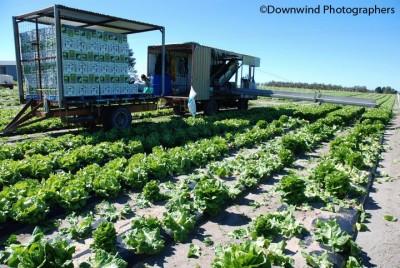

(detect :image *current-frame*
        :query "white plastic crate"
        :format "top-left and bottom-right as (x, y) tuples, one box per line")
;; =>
(21, 24), (134, 99)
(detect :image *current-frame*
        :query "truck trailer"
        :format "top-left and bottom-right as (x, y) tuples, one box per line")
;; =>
(148, 43), (260, 115)
(3, 5), (376, 134)
(0, 74), (14, 89)
(4, 5), (167, 133)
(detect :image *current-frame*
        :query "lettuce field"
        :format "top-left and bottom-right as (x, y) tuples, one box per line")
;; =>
(0, 88), (397, 267)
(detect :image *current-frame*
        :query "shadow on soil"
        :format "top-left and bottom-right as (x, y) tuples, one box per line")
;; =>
(363, 197), (381, 211)
(360, 248), (377, 267)
(209, 210), (252, 227)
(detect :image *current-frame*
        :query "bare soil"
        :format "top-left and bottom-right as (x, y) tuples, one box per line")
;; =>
(356, 109), (400, 267)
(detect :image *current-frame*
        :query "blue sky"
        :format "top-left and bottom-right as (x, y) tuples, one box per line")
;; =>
(0, 0), (399, 90)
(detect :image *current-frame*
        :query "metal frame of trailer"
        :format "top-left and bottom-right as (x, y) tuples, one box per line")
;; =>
(4, 5), (166, 133)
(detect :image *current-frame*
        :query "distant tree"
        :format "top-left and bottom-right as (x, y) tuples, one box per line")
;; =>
(374, 86), (397, 94)
(353, 86), (368, 92)
(383, 86), (397, 94)
(261, 81), (371, 93)
(128, 49), (137, 78)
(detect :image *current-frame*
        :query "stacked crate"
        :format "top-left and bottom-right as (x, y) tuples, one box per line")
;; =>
(20, 24), (137, 101)
(61, 25), (131, 97)
(20, 27), (57, 99)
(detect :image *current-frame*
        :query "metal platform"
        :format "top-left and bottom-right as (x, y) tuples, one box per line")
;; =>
(230, 88), (377, 107)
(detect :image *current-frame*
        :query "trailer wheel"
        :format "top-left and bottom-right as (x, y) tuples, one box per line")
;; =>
(204, 99), (218, 116)
(81, 120), (97, 131)
(238, 99), (248, 111)
(173, 105), (185, 116)
(106, 107), (132, 129)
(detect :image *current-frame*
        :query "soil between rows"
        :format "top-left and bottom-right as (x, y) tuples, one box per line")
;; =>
(356, 108), (400, 267)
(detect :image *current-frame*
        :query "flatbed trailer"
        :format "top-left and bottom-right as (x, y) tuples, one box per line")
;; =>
(3, 5), (166, 133)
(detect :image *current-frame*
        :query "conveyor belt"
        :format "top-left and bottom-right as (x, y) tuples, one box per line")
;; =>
(211, 60), (240, 86)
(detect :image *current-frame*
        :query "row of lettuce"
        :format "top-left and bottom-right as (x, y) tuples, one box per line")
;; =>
(0, 102), (393, 267)
(276, 117), (386, 267)
(0, 104), (338, 189)
(0, 113), (304, 225)
(195, 105), (392, 268)
(0, 107), (299, 188)
(155, 106), (363, 245)
(0, 105), (365, 267)
(0, 108), (66, 136)
(0, 104), (337, 162)
(375, 93), (396, 108)
(136, 105), (390, 267)
(0, 91), (392, 136)
(0, 105), (339, 226)
(0, 106), (173, 136)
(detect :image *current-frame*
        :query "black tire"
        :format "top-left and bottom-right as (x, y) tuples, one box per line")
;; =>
(173, 105), (185, 116)
(238, 99), (248, 111)
(104, 107), (132, 130)
(204, 99), (218, 116)
(102, 111), (111, 130)
(81, 120), (97, 131)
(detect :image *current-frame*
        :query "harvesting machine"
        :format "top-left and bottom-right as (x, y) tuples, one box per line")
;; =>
(147, 43), (376, 115)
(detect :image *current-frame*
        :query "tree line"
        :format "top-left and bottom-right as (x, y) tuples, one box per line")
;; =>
(258, 81), (397, 94)
(374, 86), (397, 94)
